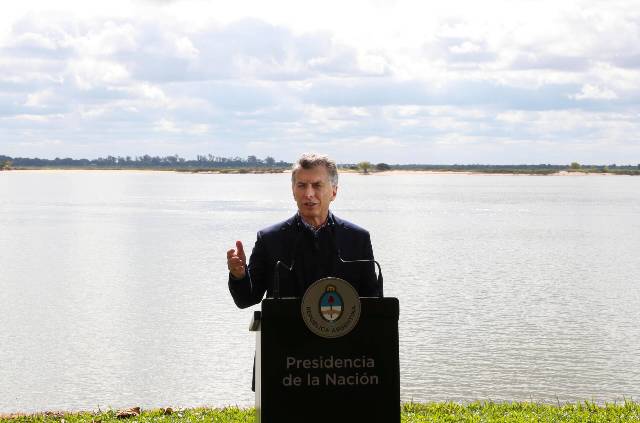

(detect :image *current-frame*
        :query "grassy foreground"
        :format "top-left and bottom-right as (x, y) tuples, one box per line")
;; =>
(2, 402), (640, 423)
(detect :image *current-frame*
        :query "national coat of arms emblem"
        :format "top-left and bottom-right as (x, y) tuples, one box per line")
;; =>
(319, 285), (343, 322)
(301, 277), (361, 338)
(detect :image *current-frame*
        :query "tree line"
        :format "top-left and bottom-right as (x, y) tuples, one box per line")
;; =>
(0, 154), (290, 169)
(2, 155), (639, 174)
(380, 163), (640, 174)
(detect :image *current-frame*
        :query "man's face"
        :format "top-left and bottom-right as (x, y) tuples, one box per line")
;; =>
(292, 165), (337, 226)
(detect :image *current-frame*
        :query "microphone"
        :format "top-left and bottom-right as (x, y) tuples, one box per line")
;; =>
(273, 259), (294, 299)
(336, 249), (384, 298)
(328, 221), (383, 298)
(273, 229), (303, 299)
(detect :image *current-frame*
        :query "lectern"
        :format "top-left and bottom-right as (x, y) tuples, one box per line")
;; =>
(250, 295), (400, 423)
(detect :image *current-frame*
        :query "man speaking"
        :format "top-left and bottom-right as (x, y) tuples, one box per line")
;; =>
(227, 153), (380, 308)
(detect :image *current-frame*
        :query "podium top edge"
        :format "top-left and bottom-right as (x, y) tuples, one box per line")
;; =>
(262, 296), (399, 302)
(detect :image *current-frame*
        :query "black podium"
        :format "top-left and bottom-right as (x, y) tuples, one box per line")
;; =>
(250, 297), (400, 423)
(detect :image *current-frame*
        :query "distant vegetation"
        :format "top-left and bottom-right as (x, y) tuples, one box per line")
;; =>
(0, 154), (290, 172)
(357, 161), (373, 174)
(1, 154), (639, 175)
(343, 162), (640, 175)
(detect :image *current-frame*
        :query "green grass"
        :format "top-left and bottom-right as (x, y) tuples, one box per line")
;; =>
(2, 402), (640, 422)
(401, 401), (640, 422)
(0, 407), (255, 423)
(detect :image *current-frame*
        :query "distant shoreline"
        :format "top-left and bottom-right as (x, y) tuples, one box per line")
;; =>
(0, 167), (288, 174)
(2, 167), (639, 176)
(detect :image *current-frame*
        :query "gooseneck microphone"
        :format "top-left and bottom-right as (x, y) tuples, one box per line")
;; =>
(273, 259), (294, 299)
(329, 222), (384, 298)
(273, 229), (303, 299)
(336, 248), (384, 298)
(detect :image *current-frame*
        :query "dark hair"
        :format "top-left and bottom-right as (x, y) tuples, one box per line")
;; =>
(291, 153), (338, 187)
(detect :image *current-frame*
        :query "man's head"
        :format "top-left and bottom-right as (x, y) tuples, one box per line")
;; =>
(291, 153), (338, 227)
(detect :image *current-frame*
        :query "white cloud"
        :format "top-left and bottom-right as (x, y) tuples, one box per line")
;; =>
(450, 41), (483, 55)
(12, 32), (57, 50)
(1, 0), (639, 163)
(174, 35), (199, 59)
(355, 136), (402, 147)
(123, 83), (169, 103)
(153, 118), (209, 134)
(356, 54), (389, 75)
(67, 58), (130, 90)
(24, 89), (54, 107)
(572, 84), (619, 100)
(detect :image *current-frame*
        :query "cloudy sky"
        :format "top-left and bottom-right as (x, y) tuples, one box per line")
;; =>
(1, 0), (639, 164)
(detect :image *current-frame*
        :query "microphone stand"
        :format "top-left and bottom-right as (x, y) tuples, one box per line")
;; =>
(273, 260), (295, 299)
(272, 228), (303, 299)
(336, 250), (384, 298)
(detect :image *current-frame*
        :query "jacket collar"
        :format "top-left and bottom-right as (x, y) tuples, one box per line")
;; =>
(290, 211), (339, 231)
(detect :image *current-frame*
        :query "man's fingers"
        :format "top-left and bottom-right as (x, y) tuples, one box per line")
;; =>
(228, 254), (246, 278)
(236, 240), (246, 262)
(226, 241), (246, 279)
(228, 256), (244, 270)
(228, 256), (243, 269)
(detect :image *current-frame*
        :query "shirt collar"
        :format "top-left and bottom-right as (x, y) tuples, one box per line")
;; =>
(297, 211), (334, 233)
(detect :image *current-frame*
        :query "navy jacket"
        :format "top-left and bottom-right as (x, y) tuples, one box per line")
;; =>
(229, 213), (380, 308)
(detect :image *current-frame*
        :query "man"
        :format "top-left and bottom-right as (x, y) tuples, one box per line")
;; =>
(227, 153), (380, 308)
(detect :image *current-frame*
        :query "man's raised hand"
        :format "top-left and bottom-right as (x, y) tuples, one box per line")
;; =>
(227, 240), (247, 279)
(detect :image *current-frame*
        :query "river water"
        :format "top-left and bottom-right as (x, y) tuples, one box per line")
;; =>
(1, 170), (639, 412)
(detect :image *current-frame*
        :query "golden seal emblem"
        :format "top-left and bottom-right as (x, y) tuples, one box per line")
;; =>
(301, 277), (361, 338)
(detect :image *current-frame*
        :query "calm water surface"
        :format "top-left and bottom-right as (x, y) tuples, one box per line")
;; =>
(1, 170), (639, 412)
